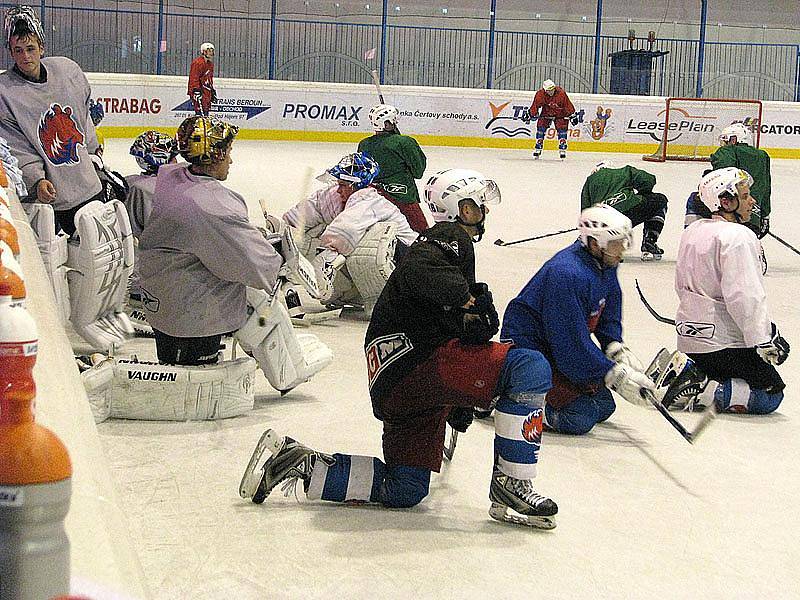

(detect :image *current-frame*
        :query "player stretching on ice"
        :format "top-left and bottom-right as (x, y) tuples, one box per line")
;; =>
(581, 160), (669, 261)
(649, 168), (789, 415)
(241, 169), (561, 529)
(526, 79), (579, 159)
(358, 103), (429, 233)
(501, 204), (657, 435)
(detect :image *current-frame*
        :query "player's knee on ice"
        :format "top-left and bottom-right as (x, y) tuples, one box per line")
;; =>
(378, 465), (431, 508)
(545, 388), (615, 435)
(715, 379), (783, 415)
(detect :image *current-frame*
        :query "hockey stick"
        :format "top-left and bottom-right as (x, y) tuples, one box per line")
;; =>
(494, 227), (577, 247)
(370, 69), (385, 103)
(767, 231), (800, 257)
(634, 279), (676, 326)
(642, 389), (694, 444)
(442, 425), (458, 461)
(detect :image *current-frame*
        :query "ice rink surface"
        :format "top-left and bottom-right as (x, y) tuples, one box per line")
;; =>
(91, 139), (799, 599)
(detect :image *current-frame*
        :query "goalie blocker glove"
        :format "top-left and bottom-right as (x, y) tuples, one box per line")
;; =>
(460, 282), (499, 345)
(756, 323), (790, 366)
(604, 363), (656, 407)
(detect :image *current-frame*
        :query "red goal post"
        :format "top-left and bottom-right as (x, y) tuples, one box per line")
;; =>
(643, 97), (762, 162)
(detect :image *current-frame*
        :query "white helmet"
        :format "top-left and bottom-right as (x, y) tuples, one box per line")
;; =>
(698, 167), (754, 212)
(542, 79), (556, 91)
(424, 169), (501, 223)
(200, 42), (214, 53)
(578, 204), (633, 250)
(369, 104), (399, 131)
(592, 159), (614, 173)
(719, 122), (752, 146)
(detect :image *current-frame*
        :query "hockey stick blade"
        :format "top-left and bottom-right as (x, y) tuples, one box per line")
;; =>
(493, 228), (577, 247)
(642, 389), (694, 444)
(635, 279), (676, 326)
(442, 425), (458, 461)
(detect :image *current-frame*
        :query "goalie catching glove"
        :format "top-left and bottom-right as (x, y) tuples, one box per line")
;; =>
(604, 363), (656, 407)
(460, 282), (499, 345)
(756, 323), (790, 366)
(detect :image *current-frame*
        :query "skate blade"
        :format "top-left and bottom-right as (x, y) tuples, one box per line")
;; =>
(239, 429), (284, 499)
(489, 502), (557, 530)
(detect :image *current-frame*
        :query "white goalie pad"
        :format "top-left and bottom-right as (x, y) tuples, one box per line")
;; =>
(346, 221), (397, 315)
(80, 355), (257, 421)
(21, 203), (70, 324)
(67, 200), (135, 349)
(235, 287), (333, 392)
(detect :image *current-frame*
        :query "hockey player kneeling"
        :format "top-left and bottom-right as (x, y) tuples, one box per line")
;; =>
(81, 116), (332, 421)
(649, 168), (789, 415)
(240, 168), (560, 529)
(282, 152), (418, 318)
(502, 204), (658, 435)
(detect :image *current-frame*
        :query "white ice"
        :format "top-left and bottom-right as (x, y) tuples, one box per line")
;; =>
(89, 139), (799, 599)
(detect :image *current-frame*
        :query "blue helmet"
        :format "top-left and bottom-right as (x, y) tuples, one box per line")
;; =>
(326, 152), (380, 190)
(130, 130), (179, 174)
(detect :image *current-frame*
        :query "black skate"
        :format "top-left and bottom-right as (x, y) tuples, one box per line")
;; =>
(239, 429), (333, 504)
(489, 470), (557, 529)
(645, 349), (710, 411)
(558, 140), (567, 160)
(533, 140), (543, 159)
(640, 239), (664, 262)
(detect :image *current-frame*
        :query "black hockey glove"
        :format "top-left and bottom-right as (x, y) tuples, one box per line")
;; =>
(569, 112), (580, 126)
(756, 323), (790, 366)
(446, 406), (474, 433)
(460, 283), (499, 345)
(758, 216), (770, 239)
(211, 89), (218, 102)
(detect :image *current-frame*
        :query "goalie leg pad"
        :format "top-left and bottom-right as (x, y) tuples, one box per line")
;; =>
(21, 203), (70, 324)
(235, 287), (333, 392)
(345, 222), (398, 316)
(91, 356), (257, 420)
(67, 200), (135, 348)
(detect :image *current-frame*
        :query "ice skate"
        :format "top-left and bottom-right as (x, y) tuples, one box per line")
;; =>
(558, 139), (567, 160)
(239, 429), (332, 504)
(640, 238), (664, 262)
(646, 349), (710, 411)
(533, 139), (543, 159)
(489, 469), (557, 529)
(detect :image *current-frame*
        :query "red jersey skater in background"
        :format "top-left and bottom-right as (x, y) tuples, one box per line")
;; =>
(188, 42), (216, 116)
(527, 79), (578, 160)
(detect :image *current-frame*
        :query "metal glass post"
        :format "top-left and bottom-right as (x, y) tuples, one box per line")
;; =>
(592, 0), (603, 93)
(696, 0), (708, 98)
(269, 0), (277, 80)
(379, 0), (388, 83)
(156, 0), (165, 75)
(486, 0), (497, 89)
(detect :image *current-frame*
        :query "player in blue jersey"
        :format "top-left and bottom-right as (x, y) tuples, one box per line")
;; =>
(501, 204), (656, 435)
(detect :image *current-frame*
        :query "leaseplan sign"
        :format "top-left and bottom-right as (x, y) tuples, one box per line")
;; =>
(626, 107), (716, 142)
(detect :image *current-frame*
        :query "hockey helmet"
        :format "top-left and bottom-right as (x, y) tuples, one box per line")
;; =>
(323, 152), (380, 190)
(200, 42), (215, 53)
(698, 167), (753, 212)
(368, 104), (399, 132)
(592, 159), (614, 174)
(718, 122), (753, 146)
(542, 79), (556, 92)
(424, 168), (501, 223)
(4, 5), (44, 48)
(130, 130), (179, 174)
(176, 116), (238, 165)
(578, 204), (633, 250)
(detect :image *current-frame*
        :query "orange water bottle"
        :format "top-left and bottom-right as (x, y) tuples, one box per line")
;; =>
(0, 203), (19, 258)
(0, 279), (73, 599)
(0, 249), (25, 306)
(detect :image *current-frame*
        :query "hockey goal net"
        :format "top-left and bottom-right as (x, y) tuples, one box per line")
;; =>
(643, 97), (762, 162)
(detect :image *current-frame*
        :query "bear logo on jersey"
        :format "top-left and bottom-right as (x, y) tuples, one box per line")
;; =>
(38, 103), (86, 166)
